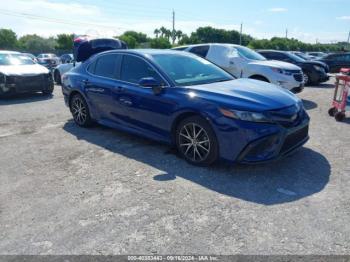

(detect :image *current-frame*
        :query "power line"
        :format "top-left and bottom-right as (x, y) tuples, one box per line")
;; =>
(0, 8), (129, 31)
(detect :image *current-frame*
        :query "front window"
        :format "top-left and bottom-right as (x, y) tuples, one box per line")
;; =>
(235, 46), (266, 61)
(0, 54), (35, 65)
(152, 53), (233, 86)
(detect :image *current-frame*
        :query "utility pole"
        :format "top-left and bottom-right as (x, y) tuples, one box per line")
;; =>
(347, 30), (350, 44)
(239, 23), (243, 45)
(172, 10), (175, 45)
(285, 28), (288, 39)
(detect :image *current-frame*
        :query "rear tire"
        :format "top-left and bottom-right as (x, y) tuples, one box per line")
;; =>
(70, 94), (93, 127)
(175, 116), (219, 166)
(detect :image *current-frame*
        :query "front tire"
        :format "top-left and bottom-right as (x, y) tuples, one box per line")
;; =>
(250, 75), (269, 82)
(335, 112), (345, 122)
(42, 84), (54, 95)
(54, 70), (61, 85)
(70, 94), (93, 127)
(176, 116), (219, 166)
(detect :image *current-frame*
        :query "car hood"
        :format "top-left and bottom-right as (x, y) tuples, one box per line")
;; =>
(249, 60), (301, 70)
(0, 64), (49, 76)
(187, 79), (299, 112)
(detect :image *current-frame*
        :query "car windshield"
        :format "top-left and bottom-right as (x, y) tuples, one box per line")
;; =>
(294, 52), (310, 60)
(286, 52), (306, 62)
(152, 53), (234, 86)
(0, 54), (35, 65)
(235, 46), (266, 61)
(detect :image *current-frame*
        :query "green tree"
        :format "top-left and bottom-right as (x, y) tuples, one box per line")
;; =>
(56, 33), (74, 50)
(154, 29), (160, 38)
(150, 37), (171, 49)
(122, 31), (148, 44)
(18, 34), (56, 53)
(0, 29), (17, 49)
(118, 35), (137, 49)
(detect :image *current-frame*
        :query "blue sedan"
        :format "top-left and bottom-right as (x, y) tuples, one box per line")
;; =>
(62, 49), (309, 166)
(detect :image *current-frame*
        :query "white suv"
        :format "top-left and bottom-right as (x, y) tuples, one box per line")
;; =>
(173, 44), (304, 93)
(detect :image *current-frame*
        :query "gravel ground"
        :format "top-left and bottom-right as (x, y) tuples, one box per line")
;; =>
(0, 80), (349, 255)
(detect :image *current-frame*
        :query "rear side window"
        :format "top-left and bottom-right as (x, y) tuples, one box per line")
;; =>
(89, 54), (121, 79)
(121, 55), (163, 85)
(189, 45), (210, 58)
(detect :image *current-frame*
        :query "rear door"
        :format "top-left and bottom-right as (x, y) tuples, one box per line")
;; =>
(84, 53), (122, 120)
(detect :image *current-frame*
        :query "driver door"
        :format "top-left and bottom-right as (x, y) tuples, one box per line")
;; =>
(111, 54), (176, 141)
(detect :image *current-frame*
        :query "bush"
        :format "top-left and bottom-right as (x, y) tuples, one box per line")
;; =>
(150, 37), (171, 49)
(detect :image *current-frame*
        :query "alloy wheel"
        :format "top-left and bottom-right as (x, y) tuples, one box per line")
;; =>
(178, 123), (210, 162)
(72, 97), (87, 125)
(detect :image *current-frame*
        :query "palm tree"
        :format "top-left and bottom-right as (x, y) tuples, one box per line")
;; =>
(175, 30), (183, 42)
(164, 29), (172, 41)
(154, 29), (160, 38)
(160, 27), (167, 38)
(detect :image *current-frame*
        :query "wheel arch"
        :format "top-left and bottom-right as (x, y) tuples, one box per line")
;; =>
(248, 74), (270, 82)
(170, 110), (214, 145)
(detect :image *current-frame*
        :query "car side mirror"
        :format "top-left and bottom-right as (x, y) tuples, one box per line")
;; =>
(139, 77), (163, 95)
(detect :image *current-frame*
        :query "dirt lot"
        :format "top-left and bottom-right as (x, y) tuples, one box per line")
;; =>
(0, 80), (349, 255)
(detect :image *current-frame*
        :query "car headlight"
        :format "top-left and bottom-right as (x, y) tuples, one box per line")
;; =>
(313, 65), (323, 71)
(271, 68), (293, 76)
(219, 108), (271, 123)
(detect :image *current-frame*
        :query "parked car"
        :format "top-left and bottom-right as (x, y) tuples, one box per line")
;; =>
(37, 53), (60, 71)
(290, 51), (315, 61)
(258, 50), (329, 85)
(173, 44), (304, 93)
(22, 53), (38, 63)
(307, 52), (327, 59)
(54, 54), (76, 85)
(318, 52), (350, 73)
(62, 49), (310, 166)
(59, 53), (73, 64)
(54, 38), (127, 85)
(0, 51), (54, 96)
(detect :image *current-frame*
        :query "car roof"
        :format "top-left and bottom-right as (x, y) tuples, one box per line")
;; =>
(0, 50), (21, 54)
(176, 43), (243, 49)
(258, 50), (286, 53)
(98, 49), (194, 57)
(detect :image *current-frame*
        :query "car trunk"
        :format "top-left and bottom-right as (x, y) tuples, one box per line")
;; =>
(73, 38), (127, 62)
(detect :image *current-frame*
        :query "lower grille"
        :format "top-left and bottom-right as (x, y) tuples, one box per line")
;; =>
(14, 74), (48, 92)
(293, 73), (303, 82)
(280, 125), (309, 154)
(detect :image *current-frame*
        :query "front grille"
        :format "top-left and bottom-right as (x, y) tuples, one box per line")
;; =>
(268, 105), (304, 128)
(13, 74), (49, 92)
(280, 125), (309, 154)
(293, 73), (303, 82)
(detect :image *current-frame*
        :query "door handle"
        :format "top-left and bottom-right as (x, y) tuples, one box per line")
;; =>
(119, 98), (132, 106)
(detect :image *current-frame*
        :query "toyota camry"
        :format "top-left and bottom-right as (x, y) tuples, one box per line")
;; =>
(62, 49), (310, 166)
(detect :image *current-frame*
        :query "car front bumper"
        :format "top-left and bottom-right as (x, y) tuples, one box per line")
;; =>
(270, 75), (304, 93)
(0, 74), (53, 96)
(212, 111), (310, 163)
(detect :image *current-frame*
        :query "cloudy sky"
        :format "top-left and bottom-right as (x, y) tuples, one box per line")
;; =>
(0, 0), (349, 43)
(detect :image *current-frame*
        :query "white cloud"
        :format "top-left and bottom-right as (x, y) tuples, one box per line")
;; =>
(336, 16), (350, 20)
(267, 8), (288, 12)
